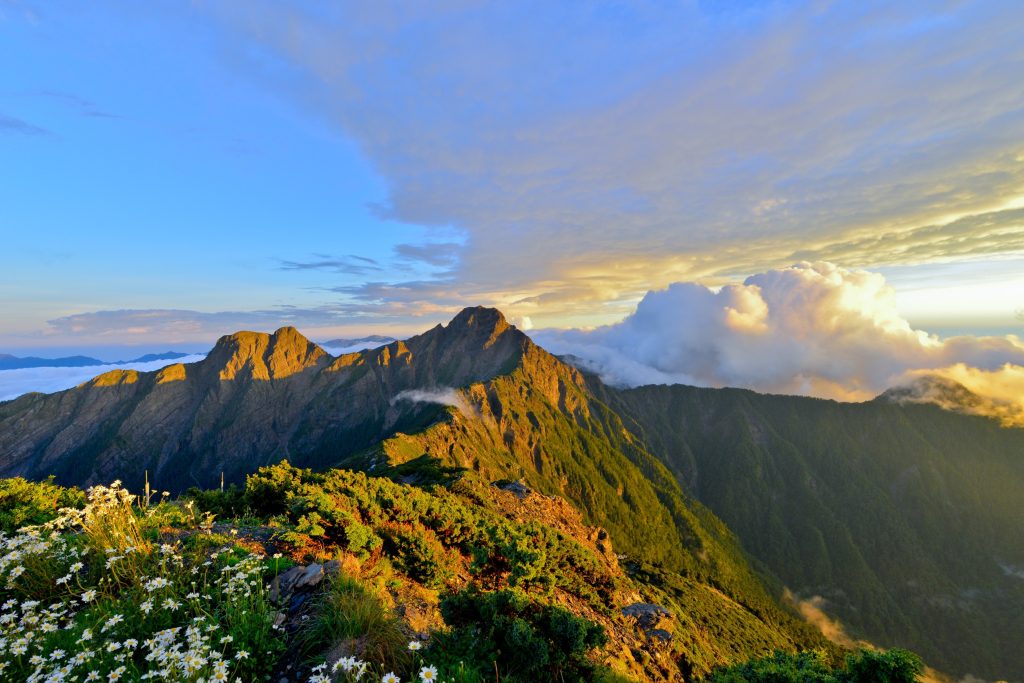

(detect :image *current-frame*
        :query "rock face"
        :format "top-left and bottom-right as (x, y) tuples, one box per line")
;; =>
(0, 307), (529, 492)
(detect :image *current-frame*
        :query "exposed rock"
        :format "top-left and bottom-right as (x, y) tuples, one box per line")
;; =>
(293, 563), (324, 589)
(622, 603), (674, 635)
(496, 480), (532, 498)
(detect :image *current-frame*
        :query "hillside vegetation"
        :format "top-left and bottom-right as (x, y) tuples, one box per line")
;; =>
(0, 472), (922, 682)
(597, 382), (1024, 680)
(2, 307), (1020, 679)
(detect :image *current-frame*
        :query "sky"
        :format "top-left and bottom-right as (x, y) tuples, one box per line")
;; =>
(2, 1), (1024, 404)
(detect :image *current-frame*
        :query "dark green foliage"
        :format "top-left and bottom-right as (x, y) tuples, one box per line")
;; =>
(183, 484), (247, 519)
(843, 648), (924, 683)
(433, 587), (608, 682)
(0, 476), (85, 533)
(241, 461), (615, 605)
(601, 382), (1024, 680)
(378, 454), (468, 487)
(706, 648), (923, 683)
(380, 521), (456, 587)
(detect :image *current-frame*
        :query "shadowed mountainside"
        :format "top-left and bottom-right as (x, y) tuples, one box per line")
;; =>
(593, 381), (1024, 680)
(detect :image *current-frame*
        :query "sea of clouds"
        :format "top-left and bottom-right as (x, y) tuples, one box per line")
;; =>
(535, 262), (1024, 425)
(0, 354), (209, 402)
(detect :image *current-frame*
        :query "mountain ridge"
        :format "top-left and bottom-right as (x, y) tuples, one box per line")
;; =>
(2, 306), (1023, 678)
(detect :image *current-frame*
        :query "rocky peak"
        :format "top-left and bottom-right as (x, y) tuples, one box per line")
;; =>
(207, 326), (327, 381)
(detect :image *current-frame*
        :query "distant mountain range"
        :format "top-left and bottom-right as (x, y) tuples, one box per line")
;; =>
(0, 351), (192, 371)
(320, 335), (396, 348)
(0, 307), (1021, 680)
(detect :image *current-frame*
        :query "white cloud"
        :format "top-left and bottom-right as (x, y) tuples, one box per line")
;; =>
(535, 263), (1024, 422)
(0, 354), (207, 402)
(390, 388), (474, 419)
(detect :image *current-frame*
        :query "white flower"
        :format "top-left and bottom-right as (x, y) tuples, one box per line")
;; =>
(81, 589), (97, 602)
(382, 673), (401, 683)
(419, 666), (438, 682)
(407, 640), (422, 652)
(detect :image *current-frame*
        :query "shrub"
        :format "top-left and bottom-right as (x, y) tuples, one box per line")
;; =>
(705, 648), (924, 683)
(0, 477), (84, 533)
(432, 587), (608, 682)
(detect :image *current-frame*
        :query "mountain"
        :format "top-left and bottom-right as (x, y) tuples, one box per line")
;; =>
(0, 350), (192, 370)
(592, 381), (1024, 680)
(115, 351), (192, 364)
(0, 353), (105, 370)
(2, 307), (1023, 679)
(0, 307), (828, 679)
(321, 335), (396, 347)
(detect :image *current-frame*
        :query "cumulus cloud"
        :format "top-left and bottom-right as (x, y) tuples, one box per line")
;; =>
(0, 354), (207, 402)
(535, 263), (1024, 423)
(390, 388), (475, 419)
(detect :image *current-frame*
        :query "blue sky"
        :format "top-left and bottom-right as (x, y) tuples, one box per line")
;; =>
(2, 1), (1023, 356)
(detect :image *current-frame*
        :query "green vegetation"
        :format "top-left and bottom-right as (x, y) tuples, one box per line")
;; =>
(0, 459), (926, 682)
(603, 382), (1024, 679)
(432, 587), (609, 681)
(0, 483), (283, 681)
(0, 476), (84, 533)
(706, 647), (923, 682)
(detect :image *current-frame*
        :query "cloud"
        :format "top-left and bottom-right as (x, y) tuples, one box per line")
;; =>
(0, 354), (207, 401)
(32, 89), (118, 118)
(535, 263), (1024, 423)
(896, 364), (1024, 426)
(783, 590), (863, 650)
(42, 307), (363, 341)
(390, 388), (474, 419)
(279, 254), (382, 276)
(0, 112), (50, 136)
(393, 242), (461, 268)
(196, 1), (1024, 325)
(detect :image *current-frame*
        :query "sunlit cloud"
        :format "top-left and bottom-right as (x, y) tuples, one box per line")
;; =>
(535, 262), (1024, 423)
(196, 1), (1024, 325)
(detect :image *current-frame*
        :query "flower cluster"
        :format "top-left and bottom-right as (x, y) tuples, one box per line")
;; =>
(0, 482), (282, 682)
(307, 641), (443, 683)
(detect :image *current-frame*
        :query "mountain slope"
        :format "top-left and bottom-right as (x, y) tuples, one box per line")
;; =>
(0, 309), (524, 490)
(0, 307), (829, 678)
(595, 381), (1024, 680)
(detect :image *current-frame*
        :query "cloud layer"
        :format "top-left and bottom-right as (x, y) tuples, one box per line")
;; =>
(0, 354), (207, 402)
(200, 1), (1024, 325)
(535, 263), (1024, 422)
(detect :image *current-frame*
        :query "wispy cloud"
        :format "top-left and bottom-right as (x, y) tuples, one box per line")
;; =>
(32, 89), (118, 118)
(279, 254), (383, 276)
(43, 307), (355, 340)
(0, 112), (50, 136)
(393, 242), (461, 268)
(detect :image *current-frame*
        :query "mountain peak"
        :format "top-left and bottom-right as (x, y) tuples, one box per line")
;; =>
(207, 326), (326, 381)
(444, 307), (514, 349)
(447, 306), (509, 331)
